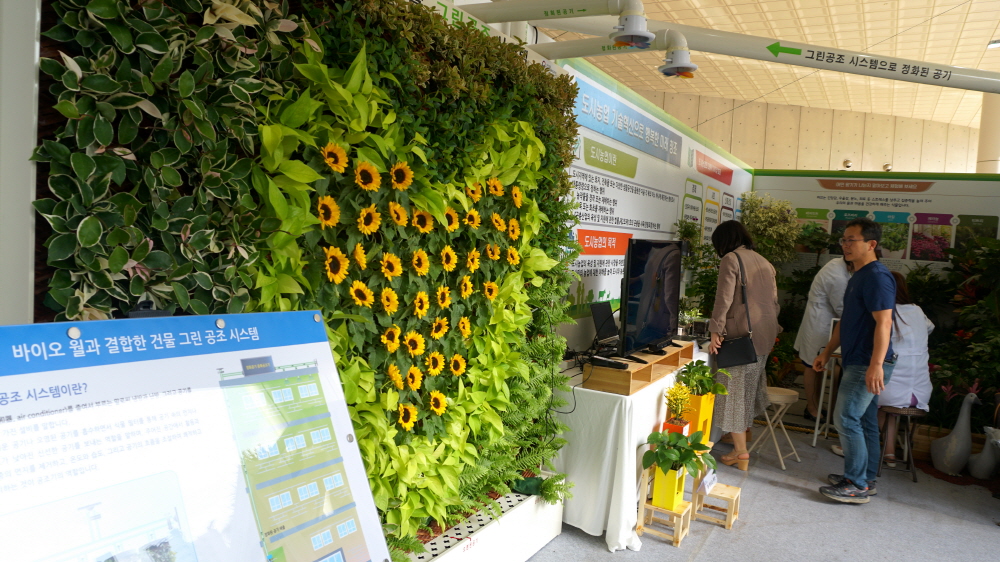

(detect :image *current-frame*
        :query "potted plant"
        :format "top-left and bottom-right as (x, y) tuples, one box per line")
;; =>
(676, 360), (729, 443)
(643, 430), (716, 511)
(663, 382), (692, 435)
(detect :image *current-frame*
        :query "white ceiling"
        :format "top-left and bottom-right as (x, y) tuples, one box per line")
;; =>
(539, 0), (1000, 127)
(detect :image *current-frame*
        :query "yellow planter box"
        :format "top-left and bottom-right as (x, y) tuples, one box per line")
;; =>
(687, 393), (716, 444)
(652, 466), (686, 512)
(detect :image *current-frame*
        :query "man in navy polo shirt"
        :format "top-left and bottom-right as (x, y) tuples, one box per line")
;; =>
(813, 218), (896, 504)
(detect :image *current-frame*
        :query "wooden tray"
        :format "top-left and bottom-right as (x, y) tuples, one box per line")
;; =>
(582, 340), (695, 395)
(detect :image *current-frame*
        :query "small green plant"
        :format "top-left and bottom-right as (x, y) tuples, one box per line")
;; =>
(740, 192), (802, 265)
(674, 219), (721, 317)
(664, 382), (692, 421)
(797, 222), (834, 266)
(676, 360), (729, 396)
(880, 223), (909, 253)
(642, 430), (716, 476)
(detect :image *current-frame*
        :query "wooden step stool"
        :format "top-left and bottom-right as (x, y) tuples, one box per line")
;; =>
(636, 467), (692, 547)
(694, 483), (741, 530)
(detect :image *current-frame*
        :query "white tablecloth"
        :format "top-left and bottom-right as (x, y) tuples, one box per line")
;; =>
(552, 350), (710, 552)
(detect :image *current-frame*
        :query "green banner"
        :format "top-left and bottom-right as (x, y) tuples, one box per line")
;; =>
(797, 208), (827, 220)
(583, 137), (639, 178)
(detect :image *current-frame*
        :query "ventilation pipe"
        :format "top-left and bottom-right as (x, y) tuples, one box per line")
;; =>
(463, 0), (653, 47)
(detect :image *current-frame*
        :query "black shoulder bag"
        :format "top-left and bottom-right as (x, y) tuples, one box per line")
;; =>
(715, 252), (759, 368)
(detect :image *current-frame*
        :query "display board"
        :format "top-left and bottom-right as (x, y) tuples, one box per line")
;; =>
(753, 171), (1000, 275)
(559, 59), (753, 350)
(0, 311), (389, 562)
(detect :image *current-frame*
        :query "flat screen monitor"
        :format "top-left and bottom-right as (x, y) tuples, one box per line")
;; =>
(589, 301), (619, 344)
(618, 239), (683, 356)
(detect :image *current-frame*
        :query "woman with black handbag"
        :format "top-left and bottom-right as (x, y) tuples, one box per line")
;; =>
(707, 220), (781, 471)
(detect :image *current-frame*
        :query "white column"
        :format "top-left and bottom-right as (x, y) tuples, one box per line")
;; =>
(0, 0), (41, 326)
(977, 93), (1000, 173)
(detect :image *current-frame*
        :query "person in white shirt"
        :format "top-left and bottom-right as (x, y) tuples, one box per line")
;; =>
(877, 270), (933, 467)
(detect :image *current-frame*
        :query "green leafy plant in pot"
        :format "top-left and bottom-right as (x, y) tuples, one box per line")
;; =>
(676, 360), (729, 444)
(643, 430), (716, 511)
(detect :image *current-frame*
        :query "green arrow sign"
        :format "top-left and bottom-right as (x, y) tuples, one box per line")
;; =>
(767, 42), (801, 57)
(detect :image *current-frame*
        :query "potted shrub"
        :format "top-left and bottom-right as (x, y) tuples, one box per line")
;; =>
(663, 382), (692, 435)
(676, 360), (729, 444)
(643, 430), (716, 511)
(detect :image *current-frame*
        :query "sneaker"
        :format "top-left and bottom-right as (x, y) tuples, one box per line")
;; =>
(884, 454), (897, 468)
(827, 474), (877, 496)
(820, 480), (870, 504)
(831, 445), (844, 457)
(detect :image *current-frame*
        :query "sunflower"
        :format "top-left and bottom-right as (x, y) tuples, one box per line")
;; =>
(507, 246), (520, 266)
(390, 161), (413, 190)
(355, 161), (381, 191)
(467, 248), (481, 272)
(317, 195), (340, 229)
(324, 247), (349, 284)
(486, 243), (501, 261)
(413, 292), (430, 318)
(404, 331), (425, 357)
(350, 280), (375, 307)
(466, 182), (483, 202)
(412, 249), (430, 276)
(381, 325), (401, 352)
(321, 143), (347, 173)
(491, 213), (506, 232)
(511, 185), (523, 208)
(389, 201), (408, 226)
(425, 351), (445, 375)
(387, 364), (404, 389)
(412, 210), (434, 233)
(508, 218), (520, 241)
(464, 208), (481, 230)
(381, 252), (402, 280)
(460, 275), (473, 298)
(381, 287), (399, 315)
(430, 317), (449, 340)
(441, 246), (457, 272)
(458, 317), (471, 338)
(444, 207), (459, 232)
(450, 354), (467, 376)
(436, 286), (451, 309)
(487, 177), (504, 197)
(483, 281), (499, 301)
(353, 243), (367, 270)
(357, 204), (381, 235)
(398, 403), (417, 431)
(428, 390), (447, 416)
(406, 365), (423, 391)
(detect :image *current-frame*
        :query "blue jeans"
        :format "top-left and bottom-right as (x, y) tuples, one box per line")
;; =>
(834, 362), (895, 488)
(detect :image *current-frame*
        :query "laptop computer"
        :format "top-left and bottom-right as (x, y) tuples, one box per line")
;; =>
(590, 301), (619, 346)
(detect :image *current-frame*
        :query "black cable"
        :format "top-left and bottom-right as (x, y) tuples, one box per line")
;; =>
(550, 353), (596, 415)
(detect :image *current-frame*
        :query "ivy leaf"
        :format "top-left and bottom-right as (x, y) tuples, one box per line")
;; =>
(53, 100), (80, 119)
(48, 234), (77, 261)
(85, 0), (119, 18)
(71, 152), (96, 180)
(136, 32), (169, 54)
(104, 21), (134, 53)
(178, 70), (195, 98)
(171, 282), (191, 309)
(58, 51), (83, 81)
(277, 160), (322, 184)
(106, 93), (144, 109)
(77, 216), (103, 248)
(81, 74), (122, 94)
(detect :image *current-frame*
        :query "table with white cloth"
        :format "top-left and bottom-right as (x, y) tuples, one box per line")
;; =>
(552, 349), (710, 552)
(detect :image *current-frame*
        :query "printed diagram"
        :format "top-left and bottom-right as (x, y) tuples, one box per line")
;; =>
(221, 357), (368, 562)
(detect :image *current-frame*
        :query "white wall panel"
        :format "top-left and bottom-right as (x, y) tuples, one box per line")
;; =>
(968, 128), (980, 172)
(891, 117), (924, 172)
(945, 124), (970, 173)
(796, 107), (834, 170)
(663, 93), (701, 130)
(861, 113), (896, 171)
(829, 110), (866, 170)
(730, 101), (768, 170)
(696, 96), (734, 153)
(763, 104), (801, 169)
(920, 121), (949, 173)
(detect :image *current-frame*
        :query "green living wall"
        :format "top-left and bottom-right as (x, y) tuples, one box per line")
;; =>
(32, 0), (578, 556)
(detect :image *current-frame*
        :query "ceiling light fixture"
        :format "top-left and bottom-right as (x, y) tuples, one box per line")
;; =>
(988, 39), (1000, 49)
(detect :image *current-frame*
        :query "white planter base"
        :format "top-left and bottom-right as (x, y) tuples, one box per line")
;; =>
(410, 492), (563, 562)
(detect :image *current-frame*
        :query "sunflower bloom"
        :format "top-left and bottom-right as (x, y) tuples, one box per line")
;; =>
(466, 182), (483, 202)
(404, 331), (425, 357)
(357, 204), (381, 235)
(353, 243), (367, 270)
(383, 206), (405, 231)
(381, 252), (402, 280)
(413, 292), (430, 318)
(317, 196), (340, 229)
(321, 143), (347, 173)
(388, 364), (404, 389)
(483, 281), (499, 301)
(458, 317), (471, 338)
(398, 403), (417, 431)
(355, 161), (381, 191)
(381, 325), (401, 352)
(450, 354), (467, 376)
(428, 391), (447, 416)
(460, 275), (474, 298)
(412, 210), (434, 233)
(511, 185), (523, 208)
(350, 280), (375, 307)
(508, 218), (520, 241)
(324, 247), (349, 284)
(412, 249), (430, 276)
(507, 246), (520, 266)
(390, 161), (413, 190)
(381, 287), (399, 315)
(441, 246), (458, 272)
(467, 248), (481, 272)
(444, 207), (459, 233)
(491, 213), (506, 232)
(425, 351), (445, 375)
(436, 286), (451, 309)
(464, 208), (481, 229)
(486, 243), (501, 261)
(430, 317), (449, 340)
(487, 177), (504, 197)
(406, 366), (423, 391)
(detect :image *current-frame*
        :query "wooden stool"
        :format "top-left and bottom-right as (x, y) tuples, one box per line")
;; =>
(637, 467), (692, 547)
(877, 406), (927, 482)
(748, 387), (801, 470)
(694, 483), (741, 530)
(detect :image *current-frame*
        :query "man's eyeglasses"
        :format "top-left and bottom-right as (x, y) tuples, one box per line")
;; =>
(838, 238), (869, 246)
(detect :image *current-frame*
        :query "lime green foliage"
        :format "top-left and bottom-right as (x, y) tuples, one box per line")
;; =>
(675, 219), (719, 317)
(642, 430), (716, 476)
(741, 192), (802, 265)
(880, 223), (909, 253)
(664, 382), (692, 421)
(676, 360), (729, 396)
